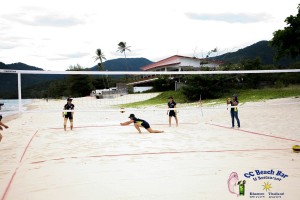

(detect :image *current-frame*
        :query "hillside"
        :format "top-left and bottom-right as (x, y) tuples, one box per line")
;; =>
(0, 58), (153, 98)
(0, 62), (65, 98)
(212, 41), (300, 66)
(90, 57), (152, 71)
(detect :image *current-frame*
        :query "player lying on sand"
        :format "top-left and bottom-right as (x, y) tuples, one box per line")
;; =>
(0, 116), (9, 142)
(0, 120), (9, 142)
(120, 114), (164, 133)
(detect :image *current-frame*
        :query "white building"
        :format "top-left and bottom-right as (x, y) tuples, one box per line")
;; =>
(141, 55), (222, 71)
(127, 55), (223, 89)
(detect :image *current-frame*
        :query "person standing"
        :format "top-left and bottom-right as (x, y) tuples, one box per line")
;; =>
(63, 98), (75, 131)
(168, 97), (178, 127)
(227, 95), (240, 128)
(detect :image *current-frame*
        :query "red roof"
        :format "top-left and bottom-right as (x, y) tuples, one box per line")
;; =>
(141, 55), (220, 71)
(141, 55), (180, 71)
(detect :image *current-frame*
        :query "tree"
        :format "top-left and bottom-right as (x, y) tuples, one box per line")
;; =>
(94, 48), (108, 88)
(270, 4), (300, 59)
(67, 64), (94, 97)
(206, 47), (218, 58)
(152, 76), (176, 91)
(94, 48), (106, 70)
(117, 41), (131, 73)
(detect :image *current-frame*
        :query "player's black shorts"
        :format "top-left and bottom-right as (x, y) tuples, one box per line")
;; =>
(64, 115), (73, 120)
(169, 111), (176, 117)
(141, 122), (150, 129)
(0, 115), (2, 121)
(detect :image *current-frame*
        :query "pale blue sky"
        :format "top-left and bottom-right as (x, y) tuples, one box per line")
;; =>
(0, 0), (299, 70)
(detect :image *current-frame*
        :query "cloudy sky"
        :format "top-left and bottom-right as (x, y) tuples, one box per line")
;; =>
(0, 0), (299, 71)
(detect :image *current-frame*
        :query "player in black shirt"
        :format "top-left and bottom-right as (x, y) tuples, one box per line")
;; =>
(120, 114), (164, 133)
(168, 97), (178, 127)
(62, 98), (75, 131)
(227, 95), (240, 128)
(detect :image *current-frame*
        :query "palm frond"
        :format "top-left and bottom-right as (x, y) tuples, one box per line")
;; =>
(94, 48), (106, 62)
(94, 57), (99, 62)
(118, 41), (126, 48)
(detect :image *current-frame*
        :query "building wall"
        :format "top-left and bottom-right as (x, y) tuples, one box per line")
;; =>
(179, 57), (200, 68)
(180, 57), (219, 68)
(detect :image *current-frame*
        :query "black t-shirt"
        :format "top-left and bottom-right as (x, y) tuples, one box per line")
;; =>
(64, 103), (75, 115)
(230, 100), (238, 111)
(168, 101), (176, 112)
(131, 117), (150, 129)
(168, 101), (176, 108)
(132, 117), (146, 125)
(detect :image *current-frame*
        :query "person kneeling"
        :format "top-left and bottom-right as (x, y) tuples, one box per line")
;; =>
(120, 114), (164, 133)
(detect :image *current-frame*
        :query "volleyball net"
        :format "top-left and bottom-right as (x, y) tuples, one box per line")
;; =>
(0, 68), (300, 117)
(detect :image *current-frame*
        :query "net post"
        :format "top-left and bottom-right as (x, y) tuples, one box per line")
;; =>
(18, 72), (22, 113)
(200, 94), (203, 117)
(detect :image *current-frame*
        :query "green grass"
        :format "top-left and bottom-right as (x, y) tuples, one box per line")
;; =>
(122, 85), (300, 107)
(238, 86), (300, 102)
(122, 91), (188, 107)
(204, 85), (300, 105)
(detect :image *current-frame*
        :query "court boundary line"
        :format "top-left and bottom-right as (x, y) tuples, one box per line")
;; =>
(28, 148), (291, 165)
(0, 168), (17, 200)
(207, 123), (300, 143)
(1, 130), (39, 200)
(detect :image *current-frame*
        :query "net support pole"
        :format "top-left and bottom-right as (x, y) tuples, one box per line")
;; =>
(18, 72), (22, 113)
(200, 94), (203, 117)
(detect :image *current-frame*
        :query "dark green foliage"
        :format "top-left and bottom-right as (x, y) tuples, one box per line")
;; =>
(47, 79), (69, 98)
(181, 73), (240, 100)
(68, 75), (94, 97)
(152, 76), (176, 91)
(181, 60), (300, 101)
(270, 4), (300, 60)
(92, 77), (106, 90)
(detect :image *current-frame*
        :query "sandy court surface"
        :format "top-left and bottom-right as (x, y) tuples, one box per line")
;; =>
(0, 96), (300, 200)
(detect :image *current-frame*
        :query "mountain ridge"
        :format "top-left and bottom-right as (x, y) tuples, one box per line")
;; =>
(0, 58), (153, 98)
(211, 41), (299, 66)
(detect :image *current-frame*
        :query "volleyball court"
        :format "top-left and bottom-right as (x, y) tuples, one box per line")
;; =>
(1, 69), (300, 200)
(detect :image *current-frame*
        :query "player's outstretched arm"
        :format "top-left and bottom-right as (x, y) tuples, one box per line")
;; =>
(120, 120), (133, 126)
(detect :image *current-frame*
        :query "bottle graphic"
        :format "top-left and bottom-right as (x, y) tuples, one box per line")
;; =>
(238, 180), (246, 196)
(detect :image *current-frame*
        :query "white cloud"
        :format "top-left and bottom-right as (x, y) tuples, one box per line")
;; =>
(2, 12), (86, 27)
(3, 13), (84, 27)
(0, 42), (18, 49)
(59, 52), (90, 59)
(185, 13), (272, 23)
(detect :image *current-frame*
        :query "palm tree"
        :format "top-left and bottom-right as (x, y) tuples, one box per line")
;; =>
(94, 48), (106, 70)
(94, 48), (107, 88)
(117, 41), (131, 71)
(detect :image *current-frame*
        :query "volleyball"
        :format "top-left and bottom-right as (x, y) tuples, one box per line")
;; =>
(120, 108), (125, 113)
(292, 145), (300, 153)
